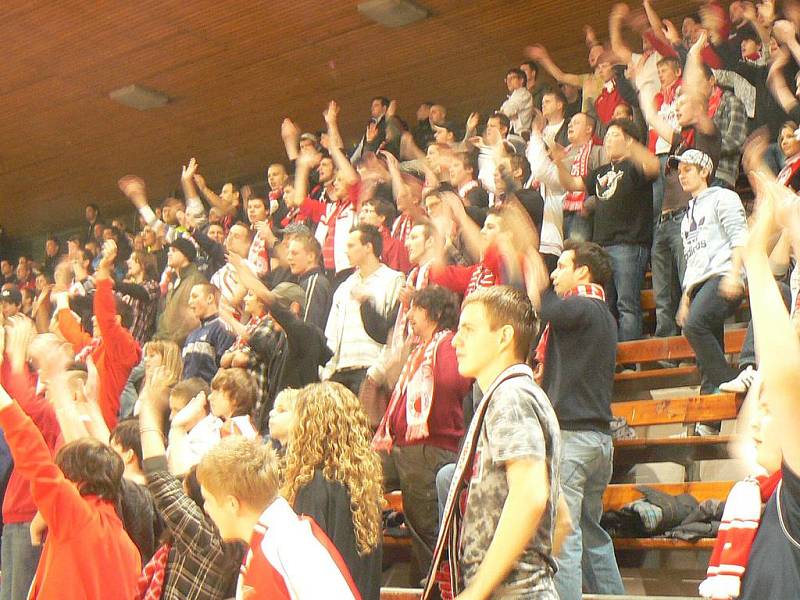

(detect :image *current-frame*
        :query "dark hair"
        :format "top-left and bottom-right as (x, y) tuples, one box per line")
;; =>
(352, 224), (383, 258)
(247, 196), (268, 211)
(372, 96), (390, 108)
(521, 60), (539, 77)
(463, 286), (539, 362)
(86, 203), (99, 213)
(162, 197), (185, 209)
(130, 251), (159, 281)
(452, 150), (478, 175)
(606, 117), (638, 140)
(110, 418), (143, 469)
(507, 67), (527, 87)
(171, 378), (211, 408)
(543, 89), (568, 108)
(509, 154), (532, 184)
(411, 285), (461, 331)
(489, 111), (511, 133)
(114, 296), (134, 330)
(563, 240), (613, 286)
(211, 368), (257, 417)
(55, 438), (124, 502)
(364, 199), (397, 227)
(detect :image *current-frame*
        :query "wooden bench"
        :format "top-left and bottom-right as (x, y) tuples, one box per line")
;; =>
(383, 490), (412, 551)
(614, 328), (747, 397)
(611, 393), (742, 471)
(380, 588), (422, 600)
(603, 481), (734, 550)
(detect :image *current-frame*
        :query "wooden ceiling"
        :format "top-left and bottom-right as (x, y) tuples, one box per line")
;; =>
(0, 0), (695, 243)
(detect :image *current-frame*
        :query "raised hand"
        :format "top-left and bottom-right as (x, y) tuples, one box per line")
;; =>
(281, 118), (300, 140)
(610, 3), (630, 22)
(100, 239), (118, 267)
(379, 149), (400, 171)
(365, 121), (379, 143)
(5, 315), (36, 373)
(171, 391), (208, 431)
(772, 20), (797, 44)
(662, 19), (680, 44)
(324, 101), (340, 127)
(192, 173), (207, 190)
(181, 157), (198, 182)
(525, 44), (549, 62)
(118, 175), (146, 199)
(387, 99), (398, 119)
(466, 111), (480, 132)
(758, 0), (776, 26)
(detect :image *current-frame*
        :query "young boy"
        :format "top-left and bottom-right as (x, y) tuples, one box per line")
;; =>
(424, 285), (562, 599)
(196, 436), (360, 599)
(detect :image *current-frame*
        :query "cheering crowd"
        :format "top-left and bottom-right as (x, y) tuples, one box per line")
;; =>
(2, 0), (800, 598)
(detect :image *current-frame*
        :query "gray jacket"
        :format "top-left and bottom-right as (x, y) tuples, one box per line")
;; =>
(681, 186), (748, 294)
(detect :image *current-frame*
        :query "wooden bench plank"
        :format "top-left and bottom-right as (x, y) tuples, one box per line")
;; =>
(616, 328), (746, 365)
(603, 481), (734, 511)
(380, 588), (422, 600)
(614, 537), (716, 550)
(611, 394), (741, 427)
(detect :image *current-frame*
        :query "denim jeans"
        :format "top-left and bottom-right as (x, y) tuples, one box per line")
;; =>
(436, 462), (456, 527)
(119, 356), (146, 419)
(652, 155), (669, 225)
(683, 276), (741, 393)
(554, 430), (624, 600)
(651, 214), (687, 338)
(604, 244), (649, 341)
(739, 280), (792, 368)
(563, 210), (593, 242)
(0, 522), (42, 600)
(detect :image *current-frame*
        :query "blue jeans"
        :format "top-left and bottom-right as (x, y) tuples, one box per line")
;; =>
(652, 155), (669, 225)
(604, 244), (649, 342)
(436, 462), (456, 527)
(651, 214), (687, 338)
(683, 276), (741, 393)
(738, 280), (792, 369)
(119, 356), (146, 419)
(555, 430), (624, 600)
(563, 210), (593, 242)
(0, 522), (42, 600)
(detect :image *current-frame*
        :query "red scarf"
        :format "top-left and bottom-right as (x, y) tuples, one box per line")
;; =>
(595, 79), (623, 125)
(373, 329), (451, 451)
(321, 200), (351, 271)
(136, 543), (171, 600)
(778, 153), (800, 191)
(392, 262), (433, 353)
(563, 141), (595, 212)
(391, 213), (414, 245)
(700, 471), (782, 599)
(535, 284), (606, 368)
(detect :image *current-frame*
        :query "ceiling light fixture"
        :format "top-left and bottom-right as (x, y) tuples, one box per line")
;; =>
(109, 84), (170, 111)
(357, 0), (429, 27)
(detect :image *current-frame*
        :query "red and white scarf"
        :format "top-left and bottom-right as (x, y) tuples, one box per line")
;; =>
(535, 284), (606, 368)
(699, 471), (782, 599)
(391, 213), (414, 245)
(777, 153), (800, 192)
(320, 200), (352, 271)
(681, 86), (724, 147)
(391, 261), (433, 353)
(465, 263), (496, 298)
(136, 543), (171, 600)
(372, 329), (451, 451)
(563, 140), (595, 212)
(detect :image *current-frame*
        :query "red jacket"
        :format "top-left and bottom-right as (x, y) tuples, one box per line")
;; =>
(380, 226), (411, 273)
(0, 402), (141, 599)
(57, 278), (141, 429)
(0, 358), (62, 524)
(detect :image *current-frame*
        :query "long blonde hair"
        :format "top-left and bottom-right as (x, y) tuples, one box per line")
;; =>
(143, 340), (183, 387)
(281, 382), (384, 555)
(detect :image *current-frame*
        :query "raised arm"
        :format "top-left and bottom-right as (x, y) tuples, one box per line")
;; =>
(525, 45), (583, 87)
(767, 47), (800, 114)
(609, 3), (634, 65)
(281, 118), (301, 162)
(119, 175), (166, 236)
(628, 138), (661, 179)
(324, 101), (359, 185)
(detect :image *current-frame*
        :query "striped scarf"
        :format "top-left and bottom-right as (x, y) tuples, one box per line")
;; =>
(321, 200), (351, 271)
(535, 283), (606, 368)
(391, 261), (432, 354)
(422, 365), (532, 600)
(136, 543), (171, 600)
(464, 263), (496, 299)
(391, 213), (414, 245)
(699, 471), (781, 599)
(373, 329), (450, 451)
(563, 140), (595, 212)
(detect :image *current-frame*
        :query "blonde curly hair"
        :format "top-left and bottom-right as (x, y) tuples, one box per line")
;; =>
(281, 382), (384, 555)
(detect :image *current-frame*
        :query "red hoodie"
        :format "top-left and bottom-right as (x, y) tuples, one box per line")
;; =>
(56, 278), (141, 429)
(0, 358), (62, 524)
(0, 402), (140, 599)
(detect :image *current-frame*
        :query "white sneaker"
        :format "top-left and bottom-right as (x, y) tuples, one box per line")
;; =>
(719, 366), (757, 394)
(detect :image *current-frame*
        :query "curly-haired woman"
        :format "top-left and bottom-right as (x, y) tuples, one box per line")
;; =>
(282, 382), (384, 600)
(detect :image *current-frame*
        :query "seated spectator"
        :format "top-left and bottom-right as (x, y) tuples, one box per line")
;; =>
(137, 369), (243, 600)
(500, 67), (534, 136)
(374, 286), (472, 584)
(283, 382), (384, 599)
(0, 382), (141, 599)
(181, 283), (235, 384)
(54, 241), (141, 428)
(168, 368), (258, 475)
(166, 376), (209, 420)
(674, 151), (747, 410)
(125, 339), (183, 418)
(196, 436), (361, 598)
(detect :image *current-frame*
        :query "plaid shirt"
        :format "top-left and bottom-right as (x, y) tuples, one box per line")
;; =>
(712, 89), (748, 188)
(247, 316), (287, 431)
(119, 279), (160, 346)
(143, 456), (243, 600)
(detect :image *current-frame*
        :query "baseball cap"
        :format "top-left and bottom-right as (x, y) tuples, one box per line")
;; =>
(169, 237), (197, 263)
(667, 149), (714, 173)
(0, 286), (22, 305)
(272, 282), (306, 312)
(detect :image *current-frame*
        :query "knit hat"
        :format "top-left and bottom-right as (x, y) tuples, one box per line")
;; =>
(272, 282), (306, 312)
(169, 237), (197, 263)
(0, 286), (22, 305)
